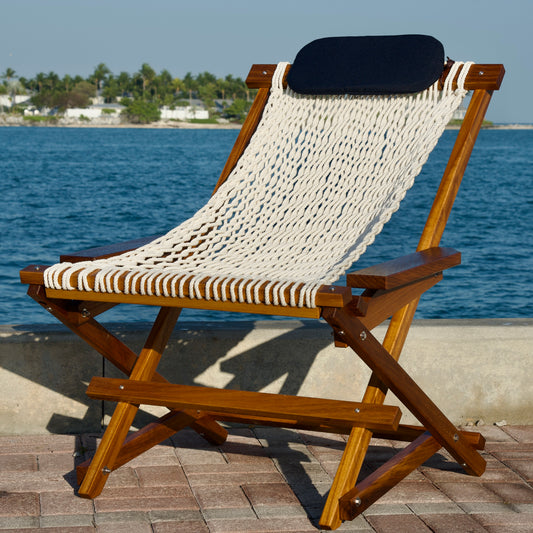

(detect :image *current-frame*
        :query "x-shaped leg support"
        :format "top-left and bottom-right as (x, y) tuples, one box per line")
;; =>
(26, 285), (228, 497)
(319, 303), (486, 529)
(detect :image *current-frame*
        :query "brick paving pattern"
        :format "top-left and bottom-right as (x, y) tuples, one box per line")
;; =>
(0, 425), (531, 532)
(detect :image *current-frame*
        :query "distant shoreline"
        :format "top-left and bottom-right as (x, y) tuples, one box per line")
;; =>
(479, 124), (533, 130)
(0, 115), (532, 130)
(0, 116), (242, 130)
(446, 123), (533, 130)
(27, 122), (243, 130)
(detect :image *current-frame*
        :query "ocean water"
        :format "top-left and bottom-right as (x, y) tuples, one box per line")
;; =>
(1, 126), (531, 324)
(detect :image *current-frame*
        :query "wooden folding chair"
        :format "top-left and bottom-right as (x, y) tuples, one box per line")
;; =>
(20, 35), (504, 530)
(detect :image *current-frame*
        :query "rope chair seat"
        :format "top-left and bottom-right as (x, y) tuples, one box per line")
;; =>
(44, 61), (472, 309)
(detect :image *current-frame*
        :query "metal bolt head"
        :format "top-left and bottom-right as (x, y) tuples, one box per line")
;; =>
(102, 466), (111, 474)
(119, 385), (125, 390)
(80, 308), (91, 318)
(354, 497), (362, 507)
(354, 408), (360, 413)
(360, 331), (367, 341)
(453, 433), (459, 441)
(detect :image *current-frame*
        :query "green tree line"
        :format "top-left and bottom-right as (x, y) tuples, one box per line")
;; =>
(1, 63), (254, 122)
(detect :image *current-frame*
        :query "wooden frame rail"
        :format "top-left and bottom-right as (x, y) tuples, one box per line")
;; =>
(246, 63), (505, 91)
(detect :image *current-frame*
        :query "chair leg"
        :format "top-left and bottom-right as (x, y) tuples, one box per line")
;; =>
(324, 306), (486, 474)
(319, 426), (373, 529)
(339, 432), (442, 519)
(319, 304), (486, 529)
(319, 303), (418, 530)
(78, 306), (181, 498)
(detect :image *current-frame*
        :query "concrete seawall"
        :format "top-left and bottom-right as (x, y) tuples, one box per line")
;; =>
(1, 318), (531, 435)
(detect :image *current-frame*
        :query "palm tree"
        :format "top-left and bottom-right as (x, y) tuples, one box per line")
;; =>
(182, 72), (198, 103)
(139, 63), (156, 100)
(117, 71), (132, 98)
(91, 63), (111, 93)
(2, 67), (16, 82)
(62, 74), (73, 92)
(33, 72), (46, 94)
(44, 71), (59, 92)
(155, 69), (173, 102)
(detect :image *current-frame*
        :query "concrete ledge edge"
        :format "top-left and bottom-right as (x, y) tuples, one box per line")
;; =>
(1, 318), (531, 434)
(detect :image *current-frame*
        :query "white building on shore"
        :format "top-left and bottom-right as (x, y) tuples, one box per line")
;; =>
(61, 104), (208, 121)
(0, 94), (31, 108)
(160, 106), (208, 120)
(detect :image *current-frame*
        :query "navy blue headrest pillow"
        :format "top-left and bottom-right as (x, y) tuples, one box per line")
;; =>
(286, 35), (445, 95)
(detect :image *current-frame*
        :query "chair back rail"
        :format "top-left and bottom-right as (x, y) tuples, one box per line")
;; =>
(246, 63), (504, 90)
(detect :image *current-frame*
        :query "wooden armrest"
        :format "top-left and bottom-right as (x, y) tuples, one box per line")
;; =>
(346, 247), (461, 290)
(20, 265), (47, 285)
(59, 234), (163, 263)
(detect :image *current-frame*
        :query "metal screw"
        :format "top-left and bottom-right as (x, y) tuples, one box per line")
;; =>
(330, 287), (336, 292)
(46, 306), (52, 312)
(102, 466), (111, 474)
(119, 385), (125, 390)
(479, 71), (484, 75)
(354, 408), (360, 413)
(354, 497), (362, 507)
(80, 308), (91, 318)
(360, 331), (367, 341)
(262, 71), (268, 75)
(34, 266), (40, 271)
(453, 433), (459, 441)
(338, 330), (345, 336)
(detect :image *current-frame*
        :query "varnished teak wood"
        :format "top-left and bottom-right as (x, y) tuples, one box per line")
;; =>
(87, 377), (402, 432)
(322, 307), (487, 476)
(358, 274), (442, 331)
(347, 247), (460, 290)
(339, 432), (442, 519)
(246, 63), (504, 91)
(78, 306), (182, 498)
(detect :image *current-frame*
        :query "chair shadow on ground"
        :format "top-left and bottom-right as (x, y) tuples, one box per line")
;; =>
(11, 318), (330, 433)
(66, 425), (467, 526)
(94, 319), (336, 429)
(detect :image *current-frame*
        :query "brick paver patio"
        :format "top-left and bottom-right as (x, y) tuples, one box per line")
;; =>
(0, 425), (531, 532)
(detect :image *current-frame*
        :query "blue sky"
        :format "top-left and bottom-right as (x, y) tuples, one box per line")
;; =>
(1, 0), (530, 123)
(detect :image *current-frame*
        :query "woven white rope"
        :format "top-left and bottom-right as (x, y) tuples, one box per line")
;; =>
(45, 61), (473, 308)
